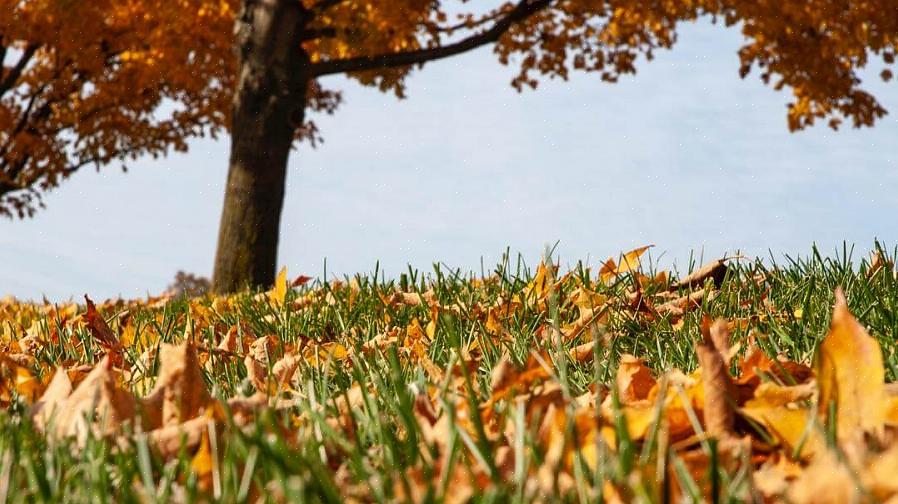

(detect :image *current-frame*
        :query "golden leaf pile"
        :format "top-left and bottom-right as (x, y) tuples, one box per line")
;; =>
(2, 250), (898, 501)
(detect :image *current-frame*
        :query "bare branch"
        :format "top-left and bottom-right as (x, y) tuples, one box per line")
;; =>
(0, 43), (39, 97)
(309, 0), (554, 77)
(312, 0), (349, 15)
(300, 27), (337, 41)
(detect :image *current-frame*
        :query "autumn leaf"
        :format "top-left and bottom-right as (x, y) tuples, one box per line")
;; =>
(670, 258), (729, 290)
(141, 341), (212, 429)
(190, 420), (217, 494)
(30, 367), (73, 430)
(696, 321), (735, 438)
(83, 295), (121, 350)
(269, 267), (288, 307)
(600, 245), (653, 283)
(615, 355), (656, 404)
(815, 289), (886, 445)
(45, 357), (136, 445)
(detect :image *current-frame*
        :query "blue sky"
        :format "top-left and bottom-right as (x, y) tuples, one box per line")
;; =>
(2, 20), (897, 301)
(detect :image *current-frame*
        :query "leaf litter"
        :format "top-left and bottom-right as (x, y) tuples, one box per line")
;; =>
(2, 246), (898, 501)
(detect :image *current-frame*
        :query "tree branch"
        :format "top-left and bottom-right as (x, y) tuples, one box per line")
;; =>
(312, 0), (349, 15)
(309, 0), (554, 77)
(0, 43), (39, 97)
(300, 27), (337, 41)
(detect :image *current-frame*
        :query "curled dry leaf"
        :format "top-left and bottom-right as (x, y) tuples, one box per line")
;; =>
(82, 295), (122, 350)
(669, 258), (729, 290)
(271, 353), (301, 392)
(655, 289), (715, 317)
(696, 340), (735, 438)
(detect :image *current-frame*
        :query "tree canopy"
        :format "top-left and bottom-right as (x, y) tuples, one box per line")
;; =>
(0, 0), (234, 217)
(2, 0), (896, 276)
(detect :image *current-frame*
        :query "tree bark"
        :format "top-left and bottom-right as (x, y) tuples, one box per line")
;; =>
(212, 0), (309, 294)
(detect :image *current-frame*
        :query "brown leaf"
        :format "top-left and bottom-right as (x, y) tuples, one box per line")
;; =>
(83, 295), (121, 350)
(50, 357), (136, 445)
(147, 414), (211, 459)
(569, 340), (596, 363)
(616, 354), (655, 404)
(655, 289), (713, 317)
(271, 353), (301, 391)
(669, 259), (728, 290)
(696, 340), (735, 438)
(788, 451), (858, 504)
(141, 342), (211, 429)
(30, 367), (73, 430)
(489, 355), (516, 397)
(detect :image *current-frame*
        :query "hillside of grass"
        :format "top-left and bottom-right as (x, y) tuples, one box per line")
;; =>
(2, 244), (898, 502)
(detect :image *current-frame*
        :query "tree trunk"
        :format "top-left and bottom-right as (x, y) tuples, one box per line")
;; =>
(212, 0), (309, 294)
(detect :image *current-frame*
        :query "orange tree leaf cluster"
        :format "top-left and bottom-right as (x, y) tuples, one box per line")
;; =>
(3, 0), (897, 217)
(0, 0), (235, 216)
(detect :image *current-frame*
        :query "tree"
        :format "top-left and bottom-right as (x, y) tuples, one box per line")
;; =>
(0, 0), (234, 218)
(3, 1), (896, 292)
(212, 0), (898, 293)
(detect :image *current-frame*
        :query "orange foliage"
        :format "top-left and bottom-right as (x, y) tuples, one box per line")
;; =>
(3, 0), (896, 215)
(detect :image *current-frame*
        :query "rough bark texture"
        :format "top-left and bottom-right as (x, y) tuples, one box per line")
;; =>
(212, 0), (309, 294)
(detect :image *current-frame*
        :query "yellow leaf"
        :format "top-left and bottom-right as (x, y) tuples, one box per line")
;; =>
(15, 366), (40, 403)
(524, 262), (551, 302)
(270, 267), (288, 306)
(190, 425), (215, 493)
(600, 245), (653, 282)
(741, 400), (823, 461)
(815, 289), (886, 445)
(406, 318), (426, 341)
(618, 245), (653, 275)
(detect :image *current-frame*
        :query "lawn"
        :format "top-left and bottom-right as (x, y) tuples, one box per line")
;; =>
(2, 243), (898, 502)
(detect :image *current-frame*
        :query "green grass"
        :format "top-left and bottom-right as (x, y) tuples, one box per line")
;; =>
(1, 242), (897, 502)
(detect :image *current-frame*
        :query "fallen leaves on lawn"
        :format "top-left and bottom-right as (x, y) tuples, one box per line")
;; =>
(5, 258), (898, 501)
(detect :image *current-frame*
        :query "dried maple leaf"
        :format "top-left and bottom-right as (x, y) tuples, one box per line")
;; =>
(141, 342), (212, 429)
(47, 356), (136, 445)
(815, 289), (886, 446)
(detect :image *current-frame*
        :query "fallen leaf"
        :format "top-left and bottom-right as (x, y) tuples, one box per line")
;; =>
(141, 341), (212, 429)
(696, 340), (735, 438)
(49, 357), (136, 445)
(291, 275), (313, 287)
(815, 289), (886, 446)
(190, 420), (216, 493)
(269, 267), (288, 306)
(788, 450), (858, 504)
(83, 295), (121, 350)
(616, 354), (656, 404)
(600, 245), (653, 283)
(669, 258), (728, 290)
(30, 367), (73, 430)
